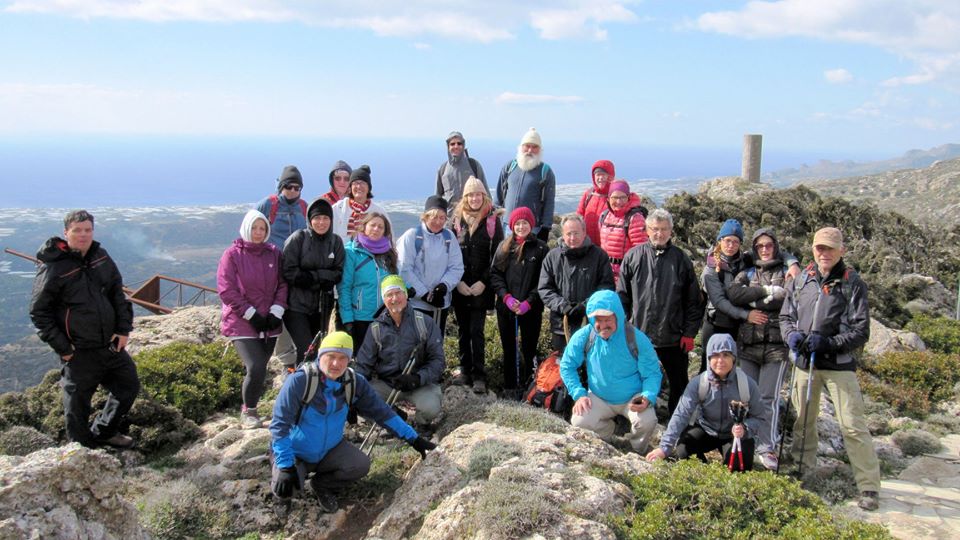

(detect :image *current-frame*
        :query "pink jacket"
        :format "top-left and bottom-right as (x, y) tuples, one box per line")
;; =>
(599, 200), (649, 282)
(217, 238), (287, 338)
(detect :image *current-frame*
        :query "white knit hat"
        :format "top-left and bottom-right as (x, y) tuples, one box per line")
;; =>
(520, 127), (541, 147)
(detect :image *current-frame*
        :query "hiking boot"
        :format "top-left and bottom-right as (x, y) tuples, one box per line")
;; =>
(472, 380), (487, 394)
(240, 408), (262, 429)
(98, 433), (135, 449)
(759, 452), (779, 471)
(858, 491), (879, 511)
(450, 372), (472, 386)
(312, 486), (339, 513)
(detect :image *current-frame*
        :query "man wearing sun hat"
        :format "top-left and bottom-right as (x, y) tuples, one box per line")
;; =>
(269, 330), (435, 512)
(780, 226), (880, 511)
(355, 275), (446, 428)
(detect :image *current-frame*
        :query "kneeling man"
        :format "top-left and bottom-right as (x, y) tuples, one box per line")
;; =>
(560, 289), (661, 453)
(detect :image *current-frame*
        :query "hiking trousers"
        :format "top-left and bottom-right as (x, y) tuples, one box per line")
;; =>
(672, 425), (755, 471)
(271, 439), (370, 498)
(571, 391), (657, 453)
(452, 301), (487, 384)
(791, 368), (880, 492)
(233, 337), (277, 410)
(370, 379), (442, 424)
(655, 345), (689, 416)
(61, 347), (140, 447)
(496, 304), (543, 390)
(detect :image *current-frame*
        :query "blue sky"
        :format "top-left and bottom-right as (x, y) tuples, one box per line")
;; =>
(1, 0), (958, 157)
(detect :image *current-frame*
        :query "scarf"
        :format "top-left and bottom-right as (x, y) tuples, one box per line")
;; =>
(347, 198), (371, 237)
(357, 233), (391, 254)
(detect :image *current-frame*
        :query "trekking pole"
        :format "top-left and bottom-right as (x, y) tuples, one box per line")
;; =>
(359, 350), (419, 456)
(796, 352), (816, 478)
(563, 314), (571, 343)
(514, 314), (522, 397)
(775, 361), (797, 475)
(299, 325), (328, 370)
(729, 400), (749, 472)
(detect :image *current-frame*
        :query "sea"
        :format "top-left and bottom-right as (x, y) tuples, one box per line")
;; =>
(0, 135), (857, 208)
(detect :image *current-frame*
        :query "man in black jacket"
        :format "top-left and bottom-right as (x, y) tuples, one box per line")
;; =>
(538, 214), (615, 351)
(618, 208), (703, 415)
(29, 210), (139, 448)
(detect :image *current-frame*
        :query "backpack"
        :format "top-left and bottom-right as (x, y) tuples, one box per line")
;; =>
(523, 351), (571, 416)
(453, 213), (499, 253)
(598, 207), (646, 248)
(267, 194), (308, 224)
(689, 367), (751, 426)
(584, 325), (640, 360)
(296, 363), (356, 425)
(414, 223), (455, 258)
(369, 310), (429, 353)
(793, 262), (863, 361)
(501, 160), (552, 206)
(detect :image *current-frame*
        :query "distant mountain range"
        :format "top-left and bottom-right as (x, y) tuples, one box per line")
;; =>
(764, 144), (960, 186)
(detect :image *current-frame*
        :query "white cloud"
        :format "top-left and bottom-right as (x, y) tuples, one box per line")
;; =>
(824, 68), (853, 84)
(4, 0), (641, 43)
(495, 92), (584, 105)
(697, 1), (960, 85)
(413, 42), (431, 50)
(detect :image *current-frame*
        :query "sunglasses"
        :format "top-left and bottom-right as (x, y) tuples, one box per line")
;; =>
(755, 242), (775, 250)
(283, 185), (302, 192)
(449, 141), (464, 146)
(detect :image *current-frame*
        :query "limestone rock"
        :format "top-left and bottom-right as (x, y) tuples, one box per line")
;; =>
(898, 274), (955, 317)
(127, 304), (222, 355)
(0, 444), (147, 540)
(697, 176), (773, 202)
(866, 318), (926, 357)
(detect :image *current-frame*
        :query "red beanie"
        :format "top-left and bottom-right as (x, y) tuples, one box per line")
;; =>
(509, 206), (536, 231)
(591, 159), (615, 178)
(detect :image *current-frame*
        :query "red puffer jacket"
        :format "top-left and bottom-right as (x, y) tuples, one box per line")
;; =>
(599, 199), (648, 282)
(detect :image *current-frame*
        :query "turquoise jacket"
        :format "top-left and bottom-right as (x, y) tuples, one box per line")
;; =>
(338, 240), (392, 324)
(559, 289), (662, 405)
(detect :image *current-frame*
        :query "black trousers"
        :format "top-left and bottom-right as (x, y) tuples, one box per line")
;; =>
(496, 304), (543, 390)
(673, 425), (755, 471)
(452, 301), (488, 383)
(284, 310), (326, 366)
(656, 345), (690, 416)
(233, 338), (277, 409)
(347, 320), (372, 355)
(61, 347), (140, 447)
(700, 319), (739, 373)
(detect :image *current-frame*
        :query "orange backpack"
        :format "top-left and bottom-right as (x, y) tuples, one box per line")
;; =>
(523, 351), (572, 417)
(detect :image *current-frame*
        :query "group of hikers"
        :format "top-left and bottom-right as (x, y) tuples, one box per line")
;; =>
(28, 127), (881, 513)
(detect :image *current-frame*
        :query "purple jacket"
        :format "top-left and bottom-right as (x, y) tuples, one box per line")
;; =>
(217, 238), (288, 338)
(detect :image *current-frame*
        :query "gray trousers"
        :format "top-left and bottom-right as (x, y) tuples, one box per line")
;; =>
(739, 357), (788, 454)
(271, 439), (371, 498)
(369, 378), (442, 424)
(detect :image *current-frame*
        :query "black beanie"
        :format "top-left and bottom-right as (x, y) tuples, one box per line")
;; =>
(349, 165), (373, 198)
(277, 165), (303, 192)
(307, 198), (333, 221)
(424, 195), (449, 213)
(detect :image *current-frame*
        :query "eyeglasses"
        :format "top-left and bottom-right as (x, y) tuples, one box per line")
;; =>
(755, 242), (775, 251)
(283, 185), (302, 192)
(609, 195), (628, 201)
(449, 141), (464, 146)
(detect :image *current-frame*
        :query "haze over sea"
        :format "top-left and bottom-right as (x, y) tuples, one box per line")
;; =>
(0, 136), (871, 208)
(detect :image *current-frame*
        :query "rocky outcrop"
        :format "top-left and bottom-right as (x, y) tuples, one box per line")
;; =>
(897, 274), (956, 318)
(127, 304), (222, 355)
(366, 421), (649, 540)
(0, 444), (148, 539)
(697, 176), (773, 202)
(866, 318), (926, 357)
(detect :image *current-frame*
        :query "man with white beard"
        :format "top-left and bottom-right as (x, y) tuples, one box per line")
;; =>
(496, 128), (557, 242)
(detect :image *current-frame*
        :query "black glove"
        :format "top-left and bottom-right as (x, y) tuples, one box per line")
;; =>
(343, 322), (354, 334)
(393, 373), (420, 392)
(432, 283), (448, 298)
(274, 467), (298, 498)
(347, 408), (358, 425)
(428, 291), (446, 308)
(786, 331), (806, 354)
(407, 287), (417, 299)
(249, 312), (269, 332)
(293, 272), (314, 288)
(409, 436), (436, 460)
(805, 333), (832, 354)
(266, 314), (283, 330)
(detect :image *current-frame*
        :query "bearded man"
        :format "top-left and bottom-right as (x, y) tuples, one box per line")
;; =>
(496, 127), (557, 242)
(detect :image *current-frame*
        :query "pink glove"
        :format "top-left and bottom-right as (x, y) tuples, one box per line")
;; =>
(679, 336), (695, 353)
(504, 294), (520, 311)
(517, 300), (531, 315)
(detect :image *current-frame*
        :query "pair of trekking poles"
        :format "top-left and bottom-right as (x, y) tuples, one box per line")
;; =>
(775, 350), (818, 477)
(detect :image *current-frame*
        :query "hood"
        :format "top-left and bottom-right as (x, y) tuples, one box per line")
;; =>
(584, 289), (629, 355)
(591, 159), (615, 194)
(750, 227), (781, 263)
(37, 236), (95, 263)
(328, 160), (352, 186)
(306, 198), (334, 238)
(239, 209), (271, 243)
(446, 131), (466, 164)
(706, 332), (737, 358)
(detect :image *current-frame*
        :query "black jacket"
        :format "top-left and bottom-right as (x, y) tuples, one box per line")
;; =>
(355, 306), (445, 386)
(451, 212), (504, 310)
(30, 238), (133, 355)
(617, 241), (703, 348)
(489, 237), (550, 311)
(282, 227), (345, 314)
(538, 237), (615, 336)
(779, 260), (869, 371)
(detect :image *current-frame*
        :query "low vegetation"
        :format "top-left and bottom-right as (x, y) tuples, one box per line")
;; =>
(859, 350), (960, 418)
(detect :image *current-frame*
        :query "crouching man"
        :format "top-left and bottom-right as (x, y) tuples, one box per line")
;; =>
(269, 331), (435, 512)
(646, 334), (762, 470)
(560, 289), (661, 453)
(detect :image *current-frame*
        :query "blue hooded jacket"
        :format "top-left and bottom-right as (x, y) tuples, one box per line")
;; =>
(559, 289), (662, 405)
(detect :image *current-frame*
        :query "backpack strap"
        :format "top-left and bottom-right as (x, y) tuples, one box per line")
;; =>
(298, 198), (308, 217)
(297, 361), (321, 425)
(371, 321), (382, 352)
(268, 194), (280, 224)
(584, 326), (639, 359)
(355, 252), (375, 272)
(468, 157), (480, 178)
(507, 159), (518, 175)
(413, 310), (428, 345)
(415, 224), (451, 258)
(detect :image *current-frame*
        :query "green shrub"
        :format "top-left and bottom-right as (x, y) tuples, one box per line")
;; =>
(463, 468), (562, 539)
(906, 315), (960, 354)
(0, 425), (55, 456)
(138, 477), (235, 539)
(608, 460), (891, 540)
(801, 462), (859, 505)
(467, 439), (522, 480)
(892, 429), (942, 456)
(135, 342), (244, 424)
(859, 350), (960, 418)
